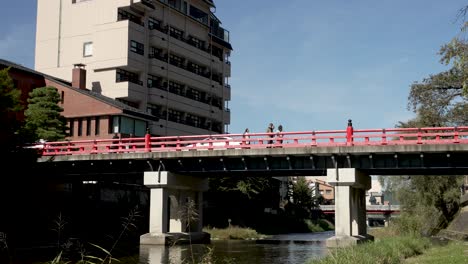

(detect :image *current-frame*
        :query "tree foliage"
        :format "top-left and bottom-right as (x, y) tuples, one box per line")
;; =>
(0, 67), (22, 150)
(292, 177), (315, 209)
(209, 176), (275, 200)
(407, 10), (468, 127)
(385, 8), (468, 233)
(24, 86), (67, 141)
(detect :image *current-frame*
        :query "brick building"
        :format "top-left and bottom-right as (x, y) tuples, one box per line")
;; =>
(1, 59), (156, 141)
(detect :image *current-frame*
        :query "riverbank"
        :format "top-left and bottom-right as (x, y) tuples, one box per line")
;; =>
(307, 228), (468, 264)
(307, 235), (431, 264)
(404, 241), (468, 263)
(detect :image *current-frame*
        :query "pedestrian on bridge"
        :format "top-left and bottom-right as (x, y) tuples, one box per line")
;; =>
(276, 124), (284, 145)
(266, 123), (275, 145)
(243, 128), (251, 145)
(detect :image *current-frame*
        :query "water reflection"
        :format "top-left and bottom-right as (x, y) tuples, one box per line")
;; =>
(139, 232), (333, 264)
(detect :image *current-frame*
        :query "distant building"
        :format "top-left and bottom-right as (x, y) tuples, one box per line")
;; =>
(1, 58), (156, 140)
(304, 176), (334, 204)
(35, 0), (232, 136)
(366, 178), (385, 205)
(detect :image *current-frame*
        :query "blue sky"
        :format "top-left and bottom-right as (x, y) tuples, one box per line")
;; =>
(1, 0), (466, 134)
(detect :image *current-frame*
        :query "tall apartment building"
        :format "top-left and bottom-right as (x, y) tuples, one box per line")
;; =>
(35, 0), (232, 136)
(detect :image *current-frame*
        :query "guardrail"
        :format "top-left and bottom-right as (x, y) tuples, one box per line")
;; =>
(319, 205), (400, 212)
(36, 125), (468, 156)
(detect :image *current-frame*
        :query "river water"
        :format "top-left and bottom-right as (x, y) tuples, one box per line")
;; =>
(139, 231), (334, 264)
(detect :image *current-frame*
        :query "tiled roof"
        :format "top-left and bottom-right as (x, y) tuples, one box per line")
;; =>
(0, 58), (157, 121)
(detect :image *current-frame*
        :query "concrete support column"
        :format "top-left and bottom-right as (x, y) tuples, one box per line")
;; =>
(197, 191), (204, 232)
(326, 168), (373, 247)
(140, 171), (210, 245)
(149, 188), (169, 233)
(384, 214), (391, 227)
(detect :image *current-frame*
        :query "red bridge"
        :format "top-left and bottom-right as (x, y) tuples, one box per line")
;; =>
(38, 125), (468, 156)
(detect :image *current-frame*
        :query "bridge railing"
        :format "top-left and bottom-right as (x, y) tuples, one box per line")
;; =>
(38, 126), (468, 156)
(319, 205), (400, 212)
(351, 127), (468, 146)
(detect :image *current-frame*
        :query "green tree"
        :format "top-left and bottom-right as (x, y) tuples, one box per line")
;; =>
(24, 86), (67, 141)
(382, 9), (468, 233)
(209, 176), (275, 200)
(292, 177), (315, 209)
(0, 67), (22, 151)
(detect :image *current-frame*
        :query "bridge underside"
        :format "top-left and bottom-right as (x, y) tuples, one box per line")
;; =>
(38, 151), (468, 177)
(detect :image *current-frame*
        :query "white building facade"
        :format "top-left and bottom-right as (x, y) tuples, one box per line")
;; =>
(35, 0), (232, 136)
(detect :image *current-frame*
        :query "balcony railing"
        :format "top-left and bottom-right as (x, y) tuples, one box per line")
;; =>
(149, 23), (222, 59)
(210, 26), (230, 43)
(149, 53), (168, 62)
(116, 76), (143, 86)
(149, 50), (223, 85)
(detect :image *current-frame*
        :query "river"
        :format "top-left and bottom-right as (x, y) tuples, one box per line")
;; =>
(138, 231), (334, 264)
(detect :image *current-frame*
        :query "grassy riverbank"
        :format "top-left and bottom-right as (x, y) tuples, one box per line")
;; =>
(308, 226), (468, 264)
(307, 235), (431, 264)
(405, 241), (468, 263)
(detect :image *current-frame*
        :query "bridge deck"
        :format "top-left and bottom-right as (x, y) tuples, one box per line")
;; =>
(35, 127), (468, 177)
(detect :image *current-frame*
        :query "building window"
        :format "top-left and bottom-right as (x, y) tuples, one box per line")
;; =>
(61, 91), (65, 104)
(78, 119), (83, 136)
(183, 1), (188, 14)
(168, 109), (183, 123)
(149, 47), (165, 61)
(187, 62), (204, 75)
(186, 114), (201, 127)
(116, 69), (142, 85)
(118, 9), (143, 26)
(186, 87), (201, 101)
(83, 42), (93, 57)
(147, 104), (163, 118)
(72, 0), (91, 4)
(130, 40), (144, 55)
(325, 190), (332, 194)
(95, 116), (100, 135)
(86, 117), (91, 136)
(169, 81), (184, 96)
(189, 5), (208, 25)
(188, 36), (205, 49)
(148, 17), (162, 30)
(147, 74), (165, 90)
(169, 26), (184, 40)
(69, 119), (75, 136)
(169, 54), (184, 68)
(168, 0), (181, 10)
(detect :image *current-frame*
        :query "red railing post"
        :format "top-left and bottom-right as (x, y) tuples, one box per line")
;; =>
(346, 119), (354, 146)
(417, 128), (422, 144)
(454, 127), (459, 143)
(145, 128), (151, 152)
(92, 140), (97, 153)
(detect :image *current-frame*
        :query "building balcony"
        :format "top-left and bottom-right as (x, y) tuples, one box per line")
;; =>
(223, 84), (231, 101)
(132, 0), (156, 10)
(210, 26), (230, 43)
(116, 75), (143, 86)
(148, 21), (229, 64)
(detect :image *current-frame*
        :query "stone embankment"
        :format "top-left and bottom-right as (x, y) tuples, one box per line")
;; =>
(439, 193), (468, 241)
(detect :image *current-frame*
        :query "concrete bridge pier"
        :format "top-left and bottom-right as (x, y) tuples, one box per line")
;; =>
(140, 171), (210, 245)
(326, 168), (374, 247)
